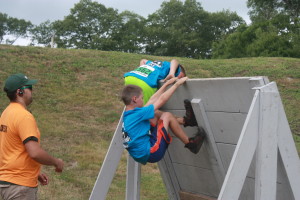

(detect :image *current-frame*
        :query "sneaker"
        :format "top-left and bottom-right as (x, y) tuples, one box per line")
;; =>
(185, 127), (206, 154)
(183, 99), (198, 127)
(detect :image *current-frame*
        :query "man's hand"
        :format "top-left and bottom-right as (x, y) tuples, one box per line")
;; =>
(38, 173), (49, 186)
(55, 158), (64, 172)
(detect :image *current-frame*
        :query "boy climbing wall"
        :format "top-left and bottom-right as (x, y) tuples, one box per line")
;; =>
(121, 77), (206, 164)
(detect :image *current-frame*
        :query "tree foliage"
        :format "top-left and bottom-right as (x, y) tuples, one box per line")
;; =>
(0, 12), (32, 45)
(143, 0), (244, 58)
(30, 20), (55, 47)
(248, 0), (300, 23)
(212, 0), (300, 58)
(212, 14), (300, 58)
(0, 13), (7, 42)
(2, 0), (299, 59)
(25, 0), (243, 58)
(53, 0), (121, 49)
(114, 11), (146, 53)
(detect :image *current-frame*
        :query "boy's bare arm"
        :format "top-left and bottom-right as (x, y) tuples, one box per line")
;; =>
(145, 77), (178, 106)
(163, 59), (180, 82)
(140, 59), (148, 66)
(152, 77), (188, 111)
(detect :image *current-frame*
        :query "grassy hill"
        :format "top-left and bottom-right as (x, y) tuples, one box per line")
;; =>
(0, 45), (299, 200)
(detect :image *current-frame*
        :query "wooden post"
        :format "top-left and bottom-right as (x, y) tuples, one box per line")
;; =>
(89, 110), (124, 200)
(126, 156), (141, 200)
(255, 82), (279, 199)
(218, 91), (260, 200)
(191, 99), (226, 188)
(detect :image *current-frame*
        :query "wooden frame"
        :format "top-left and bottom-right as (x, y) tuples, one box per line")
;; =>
(218, 82), (300, 200)
(89, 78), (300, 200)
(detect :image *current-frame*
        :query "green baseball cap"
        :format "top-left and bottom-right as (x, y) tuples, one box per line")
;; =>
(4, 73), (38, 93)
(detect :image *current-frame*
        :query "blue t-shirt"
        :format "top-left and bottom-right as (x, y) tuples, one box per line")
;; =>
(122, 105), (155, 164)
(124, 60), (181, 88)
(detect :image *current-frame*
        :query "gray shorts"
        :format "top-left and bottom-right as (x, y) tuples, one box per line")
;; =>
(0, 184), (38, 200)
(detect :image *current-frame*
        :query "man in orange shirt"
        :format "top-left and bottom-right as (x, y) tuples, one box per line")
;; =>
(0, 73), (64, 200)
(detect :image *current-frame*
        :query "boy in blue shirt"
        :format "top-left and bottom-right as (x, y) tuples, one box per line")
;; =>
(124, 59), (186, 104)
(121, 77), (205, 165)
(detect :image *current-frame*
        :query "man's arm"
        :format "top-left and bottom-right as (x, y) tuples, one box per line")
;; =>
(25, 141), (64, 172)
(152, 77), (188, 111)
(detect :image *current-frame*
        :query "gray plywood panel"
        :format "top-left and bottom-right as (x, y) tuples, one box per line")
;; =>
(217, 143), (287, 184)
(236, 177), (291, 200)
(161, 77), (266, 113)
(206, 112), (247, 144)
(276, 182), (294, 200)
(239, 178), (255, 200)
(173, 163), (219, 197)
(169, 110), (247, 144)
(239, 178), (294, 200)
(237, 177), (294, 200)
(168, 138), (211, 169)
(217, 143), (256, 178)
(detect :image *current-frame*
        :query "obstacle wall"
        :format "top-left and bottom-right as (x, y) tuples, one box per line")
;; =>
(89, 77), (300, 200)
(158, 77), (298, 200)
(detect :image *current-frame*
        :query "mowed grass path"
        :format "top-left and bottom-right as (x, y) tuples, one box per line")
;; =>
(0, 45), (299, 199)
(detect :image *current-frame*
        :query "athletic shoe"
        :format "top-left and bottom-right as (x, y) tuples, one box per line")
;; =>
(183, 99), (198, 127)
(185, 127), (206, 154)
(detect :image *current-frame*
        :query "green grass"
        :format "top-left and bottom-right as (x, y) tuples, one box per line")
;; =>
(0, 45), (299, 200)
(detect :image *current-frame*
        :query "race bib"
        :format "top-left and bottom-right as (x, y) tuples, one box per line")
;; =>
(131, 65), (155, 77)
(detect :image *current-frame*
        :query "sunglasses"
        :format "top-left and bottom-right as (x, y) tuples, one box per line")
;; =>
(20, 85), (32, 90)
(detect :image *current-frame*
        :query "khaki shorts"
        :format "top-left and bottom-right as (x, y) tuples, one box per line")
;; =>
(0, 184), (38, 200)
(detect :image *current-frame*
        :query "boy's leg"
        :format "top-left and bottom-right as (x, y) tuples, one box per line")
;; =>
(160, 111), (206, 154)
(160, 112), (189, 144)
(149, 111), (160, 126)
(151, 110), (171, 125)
(176, 117), (184, 125)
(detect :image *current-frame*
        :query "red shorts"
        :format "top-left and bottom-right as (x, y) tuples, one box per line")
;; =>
(148, 119), (172, 163)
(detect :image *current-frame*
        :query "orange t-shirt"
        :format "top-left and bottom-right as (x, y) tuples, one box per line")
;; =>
(0, 102), (41, 187)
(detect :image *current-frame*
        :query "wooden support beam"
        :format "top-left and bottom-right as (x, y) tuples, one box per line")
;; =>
(126, 156), (141, 200)
(191, 99), (226, 188)
(218, 90), (260, 200)
(158, 152), (181, 200)
(89, 110), (125, 200)
(255, 82), (279, 199)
